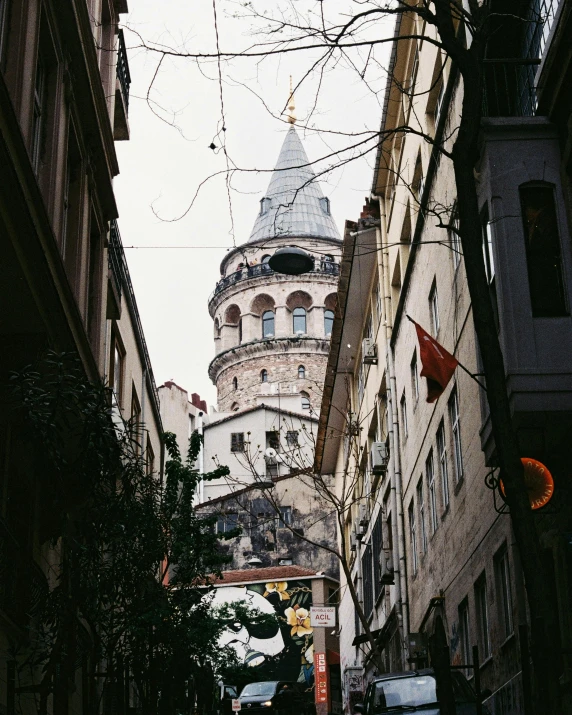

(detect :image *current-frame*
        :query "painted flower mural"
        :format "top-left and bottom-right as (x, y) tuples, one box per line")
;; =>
(264, 581), (290, 600)
(285, 605), (313, 637)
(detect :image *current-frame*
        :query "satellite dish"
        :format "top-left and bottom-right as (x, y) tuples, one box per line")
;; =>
(265, 447), (277, 459)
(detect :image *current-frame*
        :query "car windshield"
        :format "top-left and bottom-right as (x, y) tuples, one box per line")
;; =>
(372, 676), (438, 711)
(241, 683), (277, 697)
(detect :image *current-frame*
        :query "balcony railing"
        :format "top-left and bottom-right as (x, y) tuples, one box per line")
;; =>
(482, 59), (542, 118)
(0, 519), (48, 628)
(108, 221), (160, 410)
(116, 29), (131, 112)
(209, 260), (340, 302)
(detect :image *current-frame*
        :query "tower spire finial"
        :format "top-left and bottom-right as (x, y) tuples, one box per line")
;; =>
(287, 75), (296, 125)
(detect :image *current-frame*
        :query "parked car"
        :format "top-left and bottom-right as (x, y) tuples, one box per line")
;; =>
(239, 680), (310, 714)
(353, 669), (490, 714)
(214, 682), (239, 715)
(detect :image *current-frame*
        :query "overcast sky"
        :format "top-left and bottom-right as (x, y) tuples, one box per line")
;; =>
(114, 0), (392, 408)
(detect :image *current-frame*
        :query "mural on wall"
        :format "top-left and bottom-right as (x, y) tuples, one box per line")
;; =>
(211, 579), (315, 686)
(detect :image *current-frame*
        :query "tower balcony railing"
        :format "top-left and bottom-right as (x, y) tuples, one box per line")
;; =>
(209, 259), (339, 302)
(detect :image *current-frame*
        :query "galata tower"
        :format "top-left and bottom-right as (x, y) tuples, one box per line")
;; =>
(208, 113), (342, 414)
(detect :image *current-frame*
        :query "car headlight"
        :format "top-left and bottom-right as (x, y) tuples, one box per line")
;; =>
(262, 701), (273, 707)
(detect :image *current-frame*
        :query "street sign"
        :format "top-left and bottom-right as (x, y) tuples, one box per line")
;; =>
(231, 699), (241, 712)
(310, 606), (336, 627)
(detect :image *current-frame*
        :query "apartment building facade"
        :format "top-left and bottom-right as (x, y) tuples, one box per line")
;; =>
(317, 2), (572, 714)
(0, 2), (164, 714)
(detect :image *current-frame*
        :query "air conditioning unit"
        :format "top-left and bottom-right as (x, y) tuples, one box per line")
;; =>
(359, 504), (370, 527)
(362, 338), (378, 365)
(371, 441), (389, 474)
(380, 550), (395, 585)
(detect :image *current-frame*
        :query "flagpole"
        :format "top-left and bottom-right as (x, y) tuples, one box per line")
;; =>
(405, 315), (487, 392)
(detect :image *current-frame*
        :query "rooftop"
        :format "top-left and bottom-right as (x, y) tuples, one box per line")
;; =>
(211, 565), (323, 586)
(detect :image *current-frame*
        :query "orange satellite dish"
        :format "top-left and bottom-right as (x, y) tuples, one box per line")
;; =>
(500, 458), (554, 510)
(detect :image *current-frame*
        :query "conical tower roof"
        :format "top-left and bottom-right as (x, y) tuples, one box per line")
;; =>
(248, 126), (341, 243)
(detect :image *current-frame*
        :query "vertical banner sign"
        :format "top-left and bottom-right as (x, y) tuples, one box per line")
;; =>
(314, 652), (329, 704)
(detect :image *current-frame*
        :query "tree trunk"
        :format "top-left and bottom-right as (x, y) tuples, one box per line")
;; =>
(451, 42), (562, 714)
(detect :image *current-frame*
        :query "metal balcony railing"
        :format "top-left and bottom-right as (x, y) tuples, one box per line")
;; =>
(116, 29), (131, 112)
(482, 59), (541, 118)
(108, 221), (160, 410)
(0, 519), (48, 628)
(209, 259), (339, 302)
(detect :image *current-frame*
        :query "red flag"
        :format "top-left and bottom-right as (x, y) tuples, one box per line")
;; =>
(409, 317), (459, 403)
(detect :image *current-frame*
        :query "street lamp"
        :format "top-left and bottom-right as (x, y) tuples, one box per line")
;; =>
(268, 246), (314, 275)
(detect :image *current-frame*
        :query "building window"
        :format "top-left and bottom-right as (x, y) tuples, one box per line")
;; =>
(260, 197), (269, 215)
(286, 430), (299, 447)
(109, 334), (124, 405)
(426, 450), (438, 534)
(408, 46), (419, 95)
(362, 544), (374, 618)
(233, 376), (238, 391)
(400, 392), (408, 440)
(436, 420), (450, 509)
(146, 440), (155, 476)
(301, 393), (310, 410)
(262, 310), (275, 338)
(31, 56), (46, 174)
(450, 211), (461, 269)
(320, 196), (331, 215)
(324, 309), (334, 336)
(266, 430), (280, 452)
(449, 387), (463, 482)
(458, 598), (471, 676)
(230, 432), (245, 452)
(409, 501), (418, 575)
(429, 282), (439, 335)
(293, 307), (307, 334)
(0, 0), (9, 61)
(238, 318), (243, 343)
(475, 574), (491, 660)
(261, 369), (268, 383)
(217, 512), (239, 533)
(519, 183), (567, 317)
(434, 80), (445, 126)
(131, 387), (141, 454)
(372, 511), (383, 602)
(417, 478), (427, 554)
(411, 351), (419, 404)
(495, 545), (514, 640)
(261, 254), (271, 264)
(278, 506), (292, 526)
(298, 365), (305, 379)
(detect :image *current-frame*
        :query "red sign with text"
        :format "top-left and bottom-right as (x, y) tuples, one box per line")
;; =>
(314, 652), (329, 704)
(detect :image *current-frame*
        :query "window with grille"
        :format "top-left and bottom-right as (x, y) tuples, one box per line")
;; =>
(429, 282), (440, 336)
(436, 420), (450, 508)
(495, 545), (514, 640)
(448, 387), (463, 482)
(372, 511), (383, 601)
(411, 351), (419, 404)
(286, 430), (299, 447)
(417, 479), (427, 554)
(426, 450), (438, 534)
(231, 432), (245, 452)
(475, 574), (491, 660)
(409, 501), (417, 575)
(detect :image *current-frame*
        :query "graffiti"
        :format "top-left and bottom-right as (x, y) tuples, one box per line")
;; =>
(212, 579), (315, 686)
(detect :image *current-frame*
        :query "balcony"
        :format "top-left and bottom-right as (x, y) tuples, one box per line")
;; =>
(113, 29), (131, 140)
(0, 519), (48, 629)
(209, 260), (340, 302)
(482, 59), (541, 118)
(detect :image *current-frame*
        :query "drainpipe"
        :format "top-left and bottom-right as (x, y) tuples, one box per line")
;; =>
(378, 207), (410, 666)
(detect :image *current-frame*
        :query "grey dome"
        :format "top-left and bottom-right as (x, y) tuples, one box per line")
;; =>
(248, 126), (341, 243)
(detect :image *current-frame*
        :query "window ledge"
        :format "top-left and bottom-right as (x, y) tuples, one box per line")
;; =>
(479, 655), (493, 670)
(500, 632), (516, 649)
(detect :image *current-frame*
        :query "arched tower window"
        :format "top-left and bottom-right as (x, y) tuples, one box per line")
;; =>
(233, 377), (238, 391)
(261, 369), (268, 383)
(238, 318), (243, 344)
(301, 391), (310, 410)
(262, 311), (275, 338)
(293, 307), (307, 334)
(324, 310), (334, 336)
(298, 365), (305, 379)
